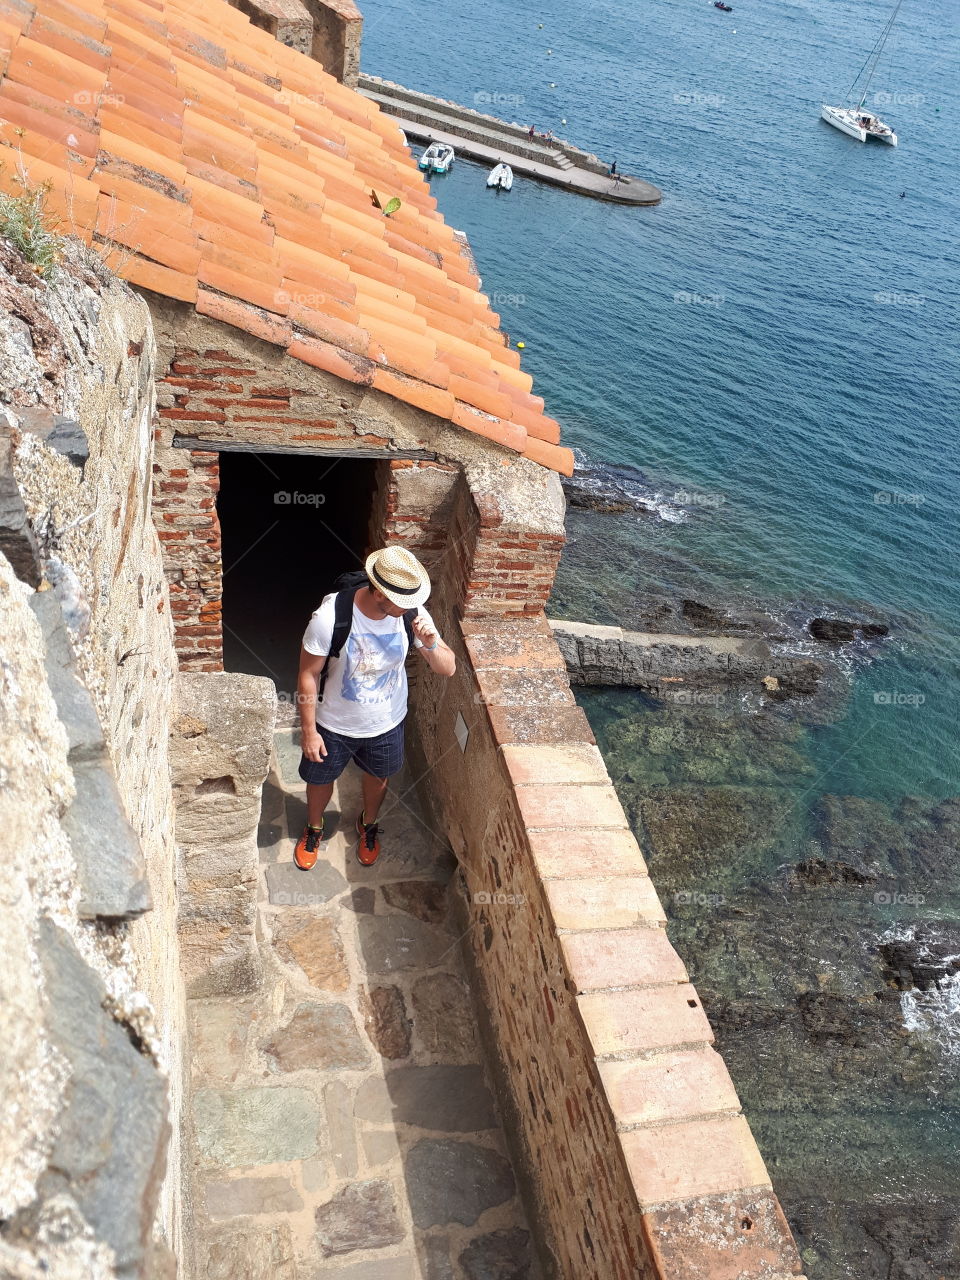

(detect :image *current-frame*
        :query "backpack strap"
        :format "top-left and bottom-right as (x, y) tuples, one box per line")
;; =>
(402, 608), (417, 649)
(317, 588), (358, 703)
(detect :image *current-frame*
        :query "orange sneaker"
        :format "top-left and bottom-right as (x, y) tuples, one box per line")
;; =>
(294, 820), (324, 870)
(356, 812), (381, 867)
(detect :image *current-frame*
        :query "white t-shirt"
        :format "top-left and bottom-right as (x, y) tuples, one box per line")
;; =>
(303, 595), (435, 737)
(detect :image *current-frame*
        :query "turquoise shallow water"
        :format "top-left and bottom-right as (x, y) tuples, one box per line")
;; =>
(361, 0), (960, 1273)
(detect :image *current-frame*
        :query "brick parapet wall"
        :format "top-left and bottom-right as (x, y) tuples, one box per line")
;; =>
(406, 614), (806, 1280)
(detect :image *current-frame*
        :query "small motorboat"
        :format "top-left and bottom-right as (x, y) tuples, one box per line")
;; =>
(418, 142), (455, 174)
(714, 2), (733, 11)
(487, 163), (514, 191)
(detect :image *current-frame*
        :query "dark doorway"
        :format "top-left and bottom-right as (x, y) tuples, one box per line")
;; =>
(218, 452), (377, 697)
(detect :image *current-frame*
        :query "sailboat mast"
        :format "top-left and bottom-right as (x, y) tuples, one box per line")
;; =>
(854, 0), (905, 109)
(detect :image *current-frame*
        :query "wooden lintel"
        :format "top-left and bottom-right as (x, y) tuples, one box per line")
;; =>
(172, 435), (437, 461)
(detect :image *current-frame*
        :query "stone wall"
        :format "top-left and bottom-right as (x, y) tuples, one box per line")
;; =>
(405, 600), (806, 1279)
(0, 243), (184, 1273)
(145, 298), (567, 668)
(551, 619), (824, 698)
(225, 0), (360, 80)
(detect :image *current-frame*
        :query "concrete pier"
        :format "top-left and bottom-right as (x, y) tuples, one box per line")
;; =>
(359, 73), (662, 206)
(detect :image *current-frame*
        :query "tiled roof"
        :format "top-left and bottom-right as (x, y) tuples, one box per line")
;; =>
(0, 0), (573, 475)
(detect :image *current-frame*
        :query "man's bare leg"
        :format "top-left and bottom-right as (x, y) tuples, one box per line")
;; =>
(360, 773), (389, 825)
(306, 781), (334, 828)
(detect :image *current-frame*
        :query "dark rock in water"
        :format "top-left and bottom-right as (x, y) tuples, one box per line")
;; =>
(809, 617), (890, 645)
(816, 794), (960, 892)
(565, 488), (635, 514)
(681, 599), (738, 630)
(792, 857), (875, 888)
(810, 617), (858, 645)
(765, 661), (823, 701)
(878, 928), (960, 992)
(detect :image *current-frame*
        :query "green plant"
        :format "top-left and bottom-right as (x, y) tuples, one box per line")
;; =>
(0, 158), (66, 280)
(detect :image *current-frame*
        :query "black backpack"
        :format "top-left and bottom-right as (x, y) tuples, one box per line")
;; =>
(317, 570), (418, 703)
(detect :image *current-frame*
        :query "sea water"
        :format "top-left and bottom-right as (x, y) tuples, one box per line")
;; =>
(361, 0), (960, 1273)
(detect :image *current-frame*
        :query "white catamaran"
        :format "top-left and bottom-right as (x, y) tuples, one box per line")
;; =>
(821, 0), (903, 146)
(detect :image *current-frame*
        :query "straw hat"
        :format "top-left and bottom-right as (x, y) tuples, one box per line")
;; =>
(365, 546), (431, 609)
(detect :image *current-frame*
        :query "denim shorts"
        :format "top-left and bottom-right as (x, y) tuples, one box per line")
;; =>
(298, 721), (405, 785)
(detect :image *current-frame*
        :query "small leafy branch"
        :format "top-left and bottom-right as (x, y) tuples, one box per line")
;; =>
(0, 149), (66, 280)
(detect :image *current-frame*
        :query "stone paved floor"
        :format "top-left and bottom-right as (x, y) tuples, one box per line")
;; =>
(187, 726), (540, 1280)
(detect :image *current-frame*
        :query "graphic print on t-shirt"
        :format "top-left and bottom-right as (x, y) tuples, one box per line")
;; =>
(340, 628), (406, 705)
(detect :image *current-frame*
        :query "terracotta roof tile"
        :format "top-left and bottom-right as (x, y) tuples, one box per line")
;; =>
(451, 402), (526, 454)
(289, 334), (374, 386)
(197, 286), (291, 346)
(372, 368), (455, 420)
(521, 437), (575, 476)
(0, 0), (568, 472)
(121, 252), (197, 302)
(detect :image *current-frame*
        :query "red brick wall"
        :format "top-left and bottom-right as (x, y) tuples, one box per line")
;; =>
(152, 342), (566, 669)
(405, 617), (805, 1280)
(152, 431), (222, 671)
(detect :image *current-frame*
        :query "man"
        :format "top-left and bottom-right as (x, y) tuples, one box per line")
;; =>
(294, 546), (455, 870)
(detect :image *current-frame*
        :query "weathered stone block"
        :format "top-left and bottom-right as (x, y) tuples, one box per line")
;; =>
(410, 973), (478, 1060)
(360, 985), (412, 1059)
(357, 913), (454, 974)
(193, 1087), (320, 1166)
(598, 1047), (741, 1128)
(314, 1180), (404, 1256)
(266, 859), (347, 905)
(544, 875), (665, 930)
(380, 1065), (497, 1132)
(560, 926), (688, 994)
(459, 1228), (532, 1280)
(35, 920), (169, 1274)
(577, 984), (714, 1056)
(195, 1220), (297, 1280)
(324, 1079), (358, 1177)
(204, 1175), (303, 1217)
(272, 912), (349, 991)
(621, 1115), (770, 1205)
(263, 1002), (369, 1071)
(404, 1139), (514, 1228)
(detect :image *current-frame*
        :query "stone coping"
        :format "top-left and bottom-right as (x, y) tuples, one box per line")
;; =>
(460, 616), (806, 1273)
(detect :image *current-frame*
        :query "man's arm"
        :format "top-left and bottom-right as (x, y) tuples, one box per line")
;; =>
(411, 614), (456, 677)
(297, 647), (328, 761)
